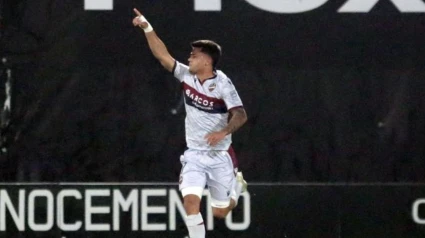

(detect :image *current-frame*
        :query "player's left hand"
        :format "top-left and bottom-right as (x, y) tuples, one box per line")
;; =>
(132, 8), (149, 29)
(205, 131), (227, 146)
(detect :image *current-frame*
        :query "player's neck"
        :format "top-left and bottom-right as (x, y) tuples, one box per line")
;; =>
(196, 69), (216, 82)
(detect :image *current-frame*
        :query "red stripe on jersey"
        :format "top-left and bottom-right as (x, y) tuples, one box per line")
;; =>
(183, 82), (227, 113)
(183, 83), (225, 105)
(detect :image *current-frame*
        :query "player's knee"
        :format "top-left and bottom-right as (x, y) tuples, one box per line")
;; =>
(184, 194), (201, 214)
(212, 208), (230, 219)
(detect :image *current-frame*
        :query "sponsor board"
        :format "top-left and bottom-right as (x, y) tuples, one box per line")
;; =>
(1, 183), (425, 237)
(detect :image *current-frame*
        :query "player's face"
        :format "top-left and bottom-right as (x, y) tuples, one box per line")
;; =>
(188, 47), (210, 74)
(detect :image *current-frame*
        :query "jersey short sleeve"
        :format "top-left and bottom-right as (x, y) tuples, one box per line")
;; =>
(220, 78), (243, 110)
(173, 61), (190, 83)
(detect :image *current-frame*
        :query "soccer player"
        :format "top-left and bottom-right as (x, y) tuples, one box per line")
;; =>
(132, 8), (248, 238)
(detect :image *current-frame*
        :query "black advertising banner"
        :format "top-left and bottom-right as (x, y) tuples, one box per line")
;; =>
(78, 0), (425, 69)
(1, 184), (425, 237)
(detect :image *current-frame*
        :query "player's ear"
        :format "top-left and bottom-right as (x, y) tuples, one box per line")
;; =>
(206, 56), (213, 66)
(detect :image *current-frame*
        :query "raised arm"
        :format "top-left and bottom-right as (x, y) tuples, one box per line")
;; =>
(132, 8), (175, 72)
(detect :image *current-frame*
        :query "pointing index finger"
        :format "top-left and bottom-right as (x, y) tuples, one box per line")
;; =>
(133, 8), (142, 16)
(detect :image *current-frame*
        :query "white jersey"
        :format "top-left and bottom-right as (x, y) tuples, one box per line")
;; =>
(173, 61), (244, 150)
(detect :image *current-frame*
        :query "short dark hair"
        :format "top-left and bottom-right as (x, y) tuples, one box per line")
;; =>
(191, 40), (222, 68)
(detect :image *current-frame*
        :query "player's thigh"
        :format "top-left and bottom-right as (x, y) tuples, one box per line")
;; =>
(207, 151), (235, 208)
(179, 151), (207, 196)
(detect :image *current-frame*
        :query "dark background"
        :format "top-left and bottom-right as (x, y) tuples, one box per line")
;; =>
(0, 0), (424, 182)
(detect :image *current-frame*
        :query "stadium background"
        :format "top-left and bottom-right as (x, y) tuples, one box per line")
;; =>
(1, 0), (425, 237)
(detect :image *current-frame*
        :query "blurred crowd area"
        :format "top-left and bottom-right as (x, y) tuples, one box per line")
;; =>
(1, 64), (424, 183)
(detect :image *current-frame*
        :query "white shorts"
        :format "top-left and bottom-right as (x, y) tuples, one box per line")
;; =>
(179, 148), (238, 208)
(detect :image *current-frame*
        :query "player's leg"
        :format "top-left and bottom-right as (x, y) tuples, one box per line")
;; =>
(206, 150), (247, 219)
(231, 171), (247, 206)
(182, 188), (205, 238)
(179, 152), (207, 238)
(210, 171), (247, 219)
(228, 146), (247, 209)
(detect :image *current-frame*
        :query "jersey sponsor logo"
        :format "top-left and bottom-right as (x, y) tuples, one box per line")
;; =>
(183, 83), (227, 113)
(185, 89), (215, 107)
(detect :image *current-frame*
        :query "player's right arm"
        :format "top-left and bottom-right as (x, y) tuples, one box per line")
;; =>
(132, 8), (175, 72)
